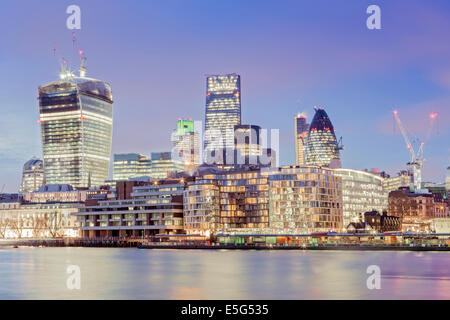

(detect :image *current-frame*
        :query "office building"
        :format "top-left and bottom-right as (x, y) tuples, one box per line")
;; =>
(75, 179), (187, 238)
(184, 165), (343, 235)
(388, 188), (448, 232)
(305, 107), (341, 167)
(234, 124), (262, 166)
(334, 168), (388, 228)
(204, 74), (241, 155)
(172, 119), (201, 170)
(268, 166), (343, 233)
(0, 185), (109, 239)
(38, 68), (113, 188)
(19, 158), (45, 193)
(150, 152), (184, 179)
(446, 166), (450, 200)
(294, 113), (309, 165)
(184, 166), (269, 235)
(382, 170), (413, 193)
(113, 153), (152, 181)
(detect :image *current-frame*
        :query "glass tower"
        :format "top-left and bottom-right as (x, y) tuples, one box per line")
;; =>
(204, 74), (241, 154)
(294, 113), (309, 165)
(113, 153), (152, 181)
(172, 119), (201, 169)
(305, 107), (340, 167)
(19, 158), (45, 193)
(150, 152), (184, 179)
(38, 74), (113, 188)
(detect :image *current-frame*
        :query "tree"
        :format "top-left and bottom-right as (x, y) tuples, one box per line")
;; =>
(0, 216), (10, 238)
(45, 211), (63, 238)
(8, 216), (25, 239)
(30, 215), (46, 238)
(388, 190), (418, 231)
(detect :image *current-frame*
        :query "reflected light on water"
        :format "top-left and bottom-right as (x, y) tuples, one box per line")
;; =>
(0, 247), (449, 299)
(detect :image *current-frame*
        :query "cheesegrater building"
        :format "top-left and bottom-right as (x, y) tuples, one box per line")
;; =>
(38, 68), (113, 188)
(305, 107), (341, 167)
(204, 74), (241, 156)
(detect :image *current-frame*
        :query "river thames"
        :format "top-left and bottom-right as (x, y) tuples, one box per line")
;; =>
(0, 247), (449, 299)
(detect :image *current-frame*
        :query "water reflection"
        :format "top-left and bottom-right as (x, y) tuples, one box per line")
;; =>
(0, 247), (449, 299)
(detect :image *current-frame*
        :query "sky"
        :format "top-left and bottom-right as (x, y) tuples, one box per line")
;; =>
(0, 0), (449, 192)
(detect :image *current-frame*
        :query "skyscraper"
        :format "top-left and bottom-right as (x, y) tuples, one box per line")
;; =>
(305, 107), (341, 167)
(294, 113), (309, 165)
(150, 152), (184, 179)
(234, 125), (261, 157)
(19, 158), (45, 193)
(113, 153), (152, 181)
(204, 74), (241, 155)
(172, 119), (201, 170)
(38, 68), (113, 188)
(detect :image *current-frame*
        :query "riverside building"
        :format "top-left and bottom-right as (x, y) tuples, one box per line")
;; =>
(0, 185), (109, 239)
(334, 168), (388, 228)
(183, 166), (270, 236)
(268, 166), (343, 233)
(183, 165), (343, 235)
(74, 179), (187, 238)
(388, 187), (448, 232)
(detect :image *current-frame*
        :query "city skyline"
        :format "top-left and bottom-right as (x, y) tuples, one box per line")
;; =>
(1, 0), (450, 192)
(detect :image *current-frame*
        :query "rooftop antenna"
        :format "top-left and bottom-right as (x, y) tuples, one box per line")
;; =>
(53, 43), (65, 74)
(79, 49), (87, 77)
(72, 32), (87, 77)
(54, 42), (74, 80)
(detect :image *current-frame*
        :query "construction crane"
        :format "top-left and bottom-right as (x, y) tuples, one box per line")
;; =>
(392, 110), (438, 193)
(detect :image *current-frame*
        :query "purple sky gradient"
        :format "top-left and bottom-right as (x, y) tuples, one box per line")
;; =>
(0, 0), (449, 192)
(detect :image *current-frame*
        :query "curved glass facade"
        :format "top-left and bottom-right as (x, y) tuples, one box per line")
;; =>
(38, 77), (113, 188)
(305, 108), (340, 167)
(19, 158), (45, 193)
(334, 168), (388, 228)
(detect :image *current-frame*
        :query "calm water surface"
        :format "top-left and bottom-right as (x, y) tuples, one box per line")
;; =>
(0, 247), (449, 299)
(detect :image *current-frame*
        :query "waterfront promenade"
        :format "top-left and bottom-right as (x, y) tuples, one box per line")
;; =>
(1, 232), (450, 251)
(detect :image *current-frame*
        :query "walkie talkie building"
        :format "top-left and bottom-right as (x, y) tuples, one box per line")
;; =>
(38, 72), (113, 188)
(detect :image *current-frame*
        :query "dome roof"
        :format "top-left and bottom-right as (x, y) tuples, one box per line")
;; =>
(309, 108), (335, 132)
(23, 159), (43, 171)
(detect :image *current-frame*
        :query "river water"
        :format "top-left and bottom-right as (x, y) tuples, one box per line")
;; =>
(0, 247), (449, 299)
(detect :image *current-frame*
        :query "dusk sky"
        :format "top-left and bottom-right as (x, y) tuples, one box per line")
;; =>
(0, 0), (449, 192)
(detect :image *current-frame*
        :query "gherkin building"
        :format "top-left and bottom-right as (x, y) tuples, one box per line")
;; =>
(305, 107), (340, 167)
